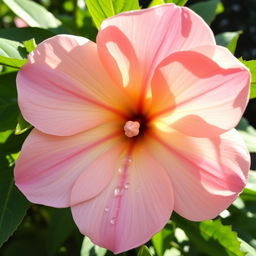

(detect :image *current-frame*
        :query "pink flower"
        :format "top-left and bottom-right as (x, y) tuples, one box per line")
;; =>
(14, 17), (29, 28)
(15, 4), (250, 253)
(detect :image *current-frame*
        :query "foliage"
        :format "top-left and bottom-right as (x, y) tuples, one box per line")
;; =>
(86, 0), (140, 28)
(215, 31), (241, 54)
(3, 0), (62, 29)
(189, 0), (220, 24)
(239, 58), (256, 99)
(0, 0), (255, 256)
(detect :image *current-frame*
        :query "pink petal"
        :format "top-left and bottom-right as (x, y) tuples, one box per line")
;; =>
(14, 17), (28, 28)
(150, 47), (250, 137)
(190, 45), (245, 69)
(97, 4), (215, 110)
(14, 122), (124, 207)
(17, 35), (131, 136)
(148, 128), (249, 220)
(71, 145), (174, 253)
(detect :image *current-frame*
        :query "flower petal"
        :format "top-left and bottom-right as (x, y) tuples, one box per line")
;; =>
(14, 122), (124, 207)
(17, 34), (131, 136)
(97, 4), (215, 109)
(150, 47), (250, 137)
(71, 145), (174, 253)
(148, 128), (249, 220)
(190, 45), (245, 69)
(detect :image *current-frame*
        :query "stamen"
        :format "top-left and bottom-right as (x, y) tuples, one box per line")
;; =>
(124, 121), (140, 138)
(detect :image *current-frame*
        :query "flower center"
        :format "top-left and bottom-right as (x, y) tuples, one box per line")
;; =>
(124, 121), (140, 138)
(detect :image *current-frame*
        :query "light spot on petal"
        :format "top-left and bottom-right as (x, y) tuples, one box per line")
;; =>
(124, 182), (130, 189)
(114, 187), (123, 196)
(106, 41), (130, 87)
(110, 218), (116, 225)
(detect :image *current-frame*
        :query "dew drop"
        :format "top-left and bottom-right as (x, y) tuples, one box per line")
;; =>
(118, 167), (123, 174)
(104, 207), (110, 212)
(122, 156), (132, 166)
(114, 187), (123, 196)
(110, 218), (116, 225)
(118, 157), (132, 175)
(126, 157), (132, 164)
(124, 182), (130, 189)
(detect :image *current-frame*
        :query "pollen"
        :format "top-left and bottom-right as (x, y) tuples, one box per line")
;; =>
(124, 121), (140, 138)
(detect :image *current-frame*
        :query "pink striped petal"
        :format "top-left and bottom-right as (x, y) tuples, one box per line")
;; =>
(71, 145), (174, 253)
(97, 4), (215, 109)
(150, 47), (250, 137)
(17, 35), (131, 136)
(14, 122), (124, 207)
(190, 45), (245, 69)
(148, 128), (249, 220)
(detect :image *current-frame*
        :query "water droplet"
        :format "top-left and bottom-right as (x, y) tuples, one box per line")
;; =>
(110, 218), (116, 225)
(124, 182), (130, 189)
(114, 187), (123, 196)
(126, 157), (132, 164)
(121, 156), (132, 166)
(118, 167), (123, 174)
(104, 207), (110, 212)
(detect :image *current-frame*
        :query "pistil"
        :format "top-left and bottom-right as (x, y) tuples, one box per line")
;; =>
(124, 121), (140, 138)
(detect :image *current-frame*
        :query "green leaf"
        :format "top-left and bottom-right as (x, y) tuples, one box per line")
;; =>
(86, 0), (140, 29)
(3, 0), (62, 29)
(46, 208), (77, 256)
(246, 171), (256, 192)
(0, 72), (17, 102)
(165, 0), (188, 6)
(240, 188), (256, 202)
(0, 103), (20, 131)
(229, 195), (256, 250)
(200, 219), (245, 256)
(23, 38), (37, 53)
(80, 237), (107, 256)
(0, 27), (55, 44)
(149, 0), (165, 7)
(0, 38), (27, 68)
(152, 223), (174, 256)
(0, 131), (13, 144)
(0, 56), (26, 68)
(239, 58), (256, 99)
(0, 167), (30, 247)
(189, 0), (219, 24)
(236, 118), (256, 152)
(15, 114), (32, 135)
(173, 214), (244, 256)
(239, 239), (256, 256)
(0, 130), (29, 154)
(149, 0), (188, 6)
(216, 2), (224, 15)
(215, 31), (241, 54)
(0, 72), (20, 131)
(250, 83), (256, 99)
(138, 245), (153, 256)
(0, 38), (26, 58)
(224, 33), (240, 54)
